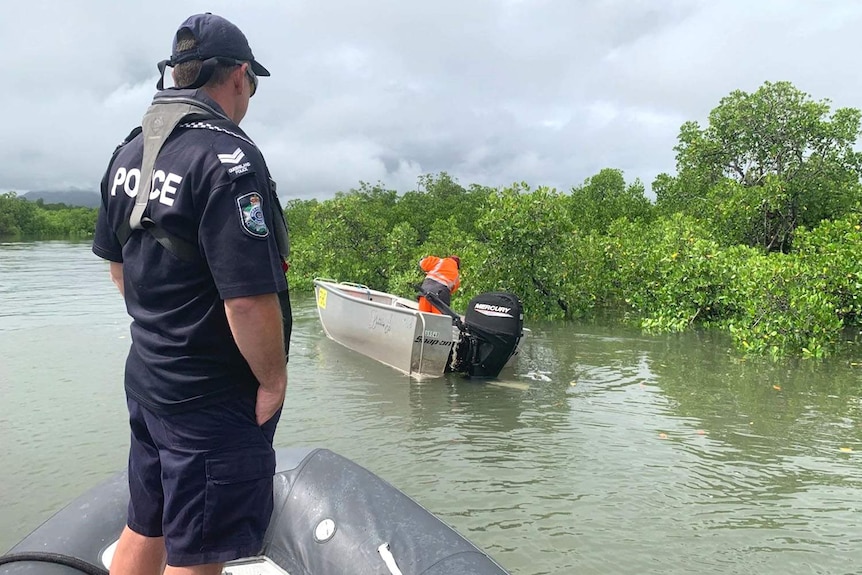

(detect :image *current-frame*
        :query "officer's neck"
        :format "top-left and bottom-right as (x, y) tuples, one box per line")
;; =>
(202, 82), (247, 125)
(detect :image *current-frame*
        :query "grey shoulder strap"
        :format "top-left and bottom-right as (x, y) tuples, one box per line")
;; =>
(116, 97), (230, 255)
(128, 101), (202, 231)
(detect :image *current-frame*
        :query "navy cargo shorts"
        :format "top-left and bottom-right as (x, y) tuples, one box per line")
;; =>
(125, 393), (281, 566)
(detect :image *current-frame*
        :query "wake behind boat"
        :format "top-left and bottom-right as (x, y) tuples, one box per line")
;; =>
(0, 447), (510, 575)
(313, 279), (524, 380)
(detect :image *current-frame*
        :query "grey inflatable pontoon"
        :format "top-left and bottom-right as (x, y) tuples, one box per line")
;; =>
(0, 448), (510, 575)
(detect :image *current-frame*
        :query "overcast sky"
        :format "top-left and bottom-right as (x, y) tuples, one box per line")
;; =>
(2, 0), (860, 200)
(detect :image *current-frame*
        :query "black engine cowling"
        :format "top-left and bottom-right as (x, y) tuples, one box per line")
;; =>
(452, 292), (523, 378)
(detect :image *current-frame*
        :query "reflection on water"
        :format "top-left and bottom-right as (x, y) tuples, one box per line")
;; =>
(2, 241), (862, 574)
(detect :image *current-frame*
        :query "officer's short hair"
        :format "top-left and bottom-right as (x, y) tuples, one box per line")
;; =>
(173, 29), (236, 89)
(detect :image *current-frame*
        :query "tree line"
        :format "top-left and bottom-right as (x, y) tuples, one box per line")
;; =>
(3, 81), (860, 358)
(285, 81), (862, 359)
(0, 193), (97, 238)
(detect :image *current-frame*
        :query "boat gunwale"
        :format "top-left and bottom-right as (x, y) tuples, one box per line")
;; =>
(313, 278), (445, 323)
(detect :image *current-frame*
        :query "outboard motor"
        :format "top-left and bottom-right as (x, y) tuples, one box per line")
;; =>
(452, 292), (523, 378)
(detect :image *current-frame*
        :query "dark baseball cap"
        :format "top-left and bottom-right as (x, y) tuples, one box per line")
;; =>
(169, 13), (270, 76)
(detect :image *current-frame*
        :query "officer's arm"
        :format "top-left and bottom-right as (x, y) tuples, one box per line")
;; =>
(224, 292), (287, 391)
(109, 262), (125, 297)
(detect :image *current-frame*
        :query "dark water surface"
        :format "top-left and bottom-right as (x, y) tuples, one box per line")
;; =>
(2, 241), (861, 574)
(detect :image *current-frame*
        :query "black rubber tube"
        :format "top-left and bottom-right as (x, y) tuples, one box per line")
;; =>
(0, 552), (109, 575)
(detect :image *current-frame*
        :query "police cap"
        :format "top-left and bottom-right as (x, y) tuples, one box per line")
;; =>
(169, 13), (270, 77)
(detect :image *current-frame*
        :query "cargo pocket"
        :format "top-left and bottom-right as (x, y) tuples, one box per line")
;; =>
(202, 450), (276, 550)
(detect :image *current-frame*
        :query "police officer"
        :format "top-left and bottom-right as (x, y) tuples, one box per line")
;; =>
(92, 13), (289, 575)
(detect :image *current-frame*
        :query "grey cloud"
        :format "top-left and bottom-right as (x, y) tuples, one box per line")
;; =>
(1, 1), (859, 201)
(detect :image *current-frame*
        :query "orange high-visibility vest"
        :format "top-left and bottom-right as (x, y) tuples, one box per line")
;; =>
(419, 256), (460, 293)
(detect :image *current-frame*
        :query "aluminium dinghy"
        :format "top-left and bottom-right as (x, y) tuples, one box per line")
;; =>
(313, 279), (524, 380)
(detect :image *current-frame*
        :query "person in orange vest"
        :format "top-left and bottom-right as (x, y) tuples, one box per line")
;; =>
(418, 255), (461, 314)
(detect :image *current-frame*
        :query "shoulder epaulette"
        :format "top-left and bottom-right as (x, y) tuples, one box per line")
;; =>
(179, 121), (255, 147)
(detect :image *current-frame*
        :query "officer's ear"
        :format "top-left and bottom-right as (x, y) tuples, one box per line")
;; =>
(233, 65), (246, 97)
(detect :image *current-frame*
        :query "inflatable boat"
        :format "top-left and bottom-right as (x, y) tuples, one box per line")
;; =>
(0, 447), (510, 575)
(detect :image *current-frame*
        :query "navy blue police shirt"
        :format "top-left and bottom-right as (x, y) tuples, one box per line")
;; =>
(92, 90), (286, 414)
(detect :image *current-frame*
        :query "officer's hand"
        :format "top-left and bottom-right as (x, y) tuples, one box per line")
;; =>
(256, 383), (285, 426)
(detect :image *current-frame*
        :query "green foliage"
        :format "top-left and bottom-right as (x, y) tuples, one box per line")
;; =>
(0, 192), (23, 236)
(471, 184), (579, 319)
(281, 156), (860, 359)
(657, 81), (862, 252)
(285, 174), (492, 305)
(793, 214), (862, 326)
(719, 253), (842, 359)
(392, 172), (492, 243)
(383, 221), (423, 299)
(569, 168), (654, 234)
(287, 183), (399, 292)
(604, 214), (731, 332)
(0, 192), (97, 238)
(283, 197), (320, 291)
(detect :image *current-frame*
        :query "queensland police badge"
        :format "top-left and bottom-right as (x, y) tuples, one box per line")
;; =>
(236, 192), (269, 238)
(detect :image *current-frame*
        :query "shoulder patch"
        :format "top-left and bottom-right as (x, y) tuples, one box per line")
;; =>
(218, 146), (256, 181)
(236, 192), (269, 238)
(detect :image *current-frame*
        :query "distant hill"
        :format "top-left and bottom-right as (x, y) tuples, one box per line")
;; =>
(21, 190), (100, 208)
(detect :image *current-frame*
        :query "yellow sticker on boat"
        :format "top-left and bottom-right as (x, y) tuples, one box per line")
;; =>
(317, 288), (327, 309)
